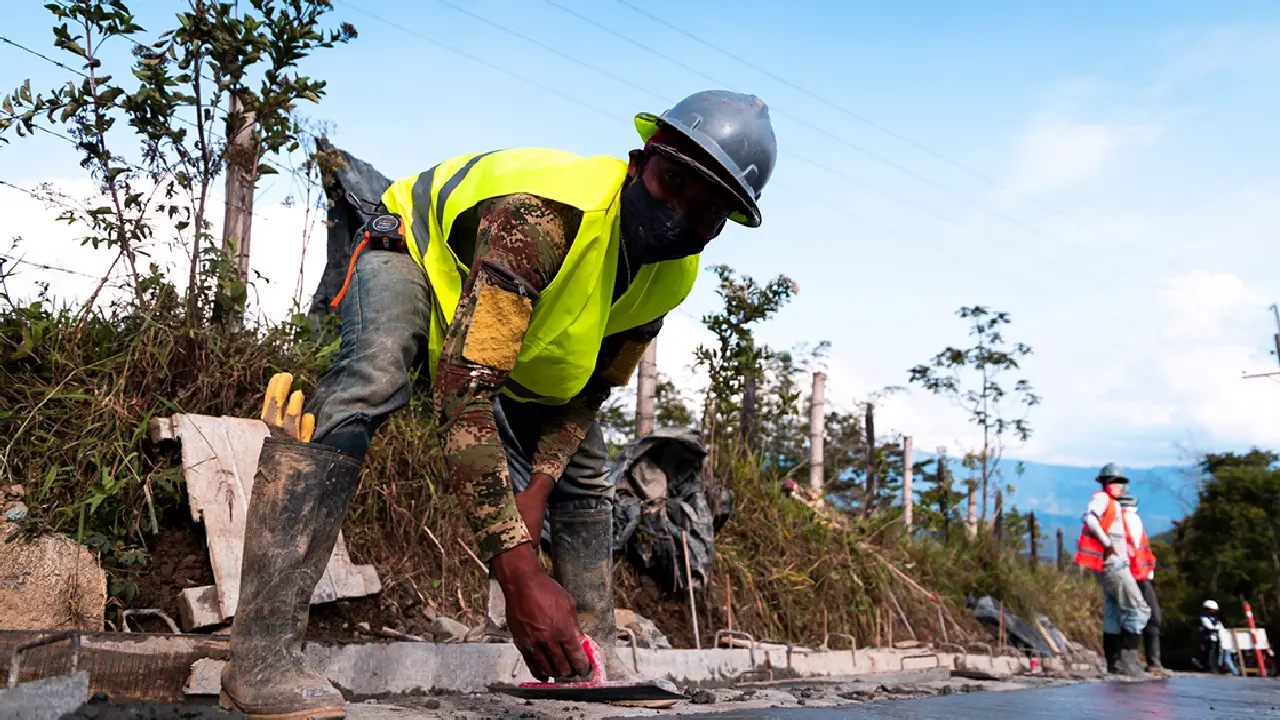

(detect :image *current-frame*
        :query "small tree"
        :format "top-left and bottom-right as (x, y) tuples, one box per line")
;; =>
(0, 0), (355, 323)
(693, 264), (797, 467)
(908, 306), (1040, 523)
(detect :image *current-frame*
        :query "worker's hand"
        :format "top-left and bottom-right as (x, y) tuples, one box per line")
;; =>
(1103, 544), (1117, 558)
(260, 372), (315, 442)
(514, 473), (555, 543)
(491, 543), (591, 681)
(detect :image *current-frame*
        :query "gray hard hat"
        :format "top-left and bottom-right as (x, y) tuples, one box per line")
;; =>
(1097, 462), (1129, 484)
(635, 90), (777, 228)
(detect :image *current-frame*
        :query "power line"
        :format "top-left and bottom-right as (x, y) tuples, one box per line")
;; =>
(425, 0), (1111, 289)
(0, 252), (104, 280)
(336, 2), (617, 123)
(611, 0), (1178, 272)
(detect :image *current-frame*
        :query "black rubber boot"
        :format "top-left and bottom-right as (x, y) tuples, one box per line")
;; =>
(1117, 631), (1149, 678)
(1144, 630), (1170, 676)
(220, 438), (364, 719)
(1103, 633), (1121, 674)
(549, 506), (630, 678)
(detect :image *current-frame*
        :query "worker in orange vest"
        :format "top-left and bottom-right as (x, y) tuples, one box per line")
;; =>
(1119, 494), (1168, 676)
(1074, 463), (1151, 676)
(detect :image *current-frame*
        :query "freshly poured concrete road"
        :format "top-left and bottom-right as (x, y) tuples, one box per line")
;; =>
(705, 676), (1278, 719)
(343, 676), (1277, 719)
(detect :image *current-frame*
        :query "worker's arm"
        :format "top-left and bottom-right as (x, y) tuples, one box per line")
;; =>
(1082, 493), (1114, 550)
(434, 193), (592, 681)
(434, 193), (580, 562)
(529, 318), (665, 481)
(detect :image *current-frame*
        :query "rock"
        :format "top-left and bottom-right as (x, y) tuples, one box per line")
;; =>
(426, 616), (471, 643)
(614, 608), (672, 649)
(8, 484), (24, 497)
(5, 501), (28, 522)
(690, 690), (716, 705)
(0, 521), (106, 630)
(422, 698), (442, 710)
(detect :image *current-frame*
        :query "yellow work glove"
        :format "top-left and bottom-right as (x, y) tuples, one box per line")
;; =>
(260, 372), (315, 442)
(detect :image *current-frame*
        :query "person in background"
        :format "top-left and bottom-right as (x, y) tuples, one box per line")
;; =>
(1196, 600), (1240, 675)
(1118, 494), (1168, 676)
(1074, 463), (1151, 676)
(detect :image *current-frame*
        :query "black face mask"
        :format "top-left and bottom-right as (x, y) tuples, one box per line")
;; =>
(619, 174), (710, 266)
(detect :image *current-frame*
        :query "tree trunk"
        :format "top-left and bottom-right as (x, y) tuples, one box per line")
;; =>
(635, 341), (657, 438)
(220, 93), (257, 329)
(808, 372), (825, 492)
(864, 402), (876, 514)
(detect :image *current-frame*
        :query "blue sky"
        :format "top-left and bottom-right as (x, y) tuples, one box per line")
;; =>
(3, 1), (1280, 469)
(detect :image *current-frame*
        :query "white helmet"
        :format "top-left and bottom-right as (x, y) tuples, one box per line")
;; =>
(1203, 600), (1219, 612)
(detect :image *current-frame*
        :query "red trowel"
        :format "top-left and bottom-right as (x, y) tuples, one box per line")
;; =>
(489, 635), (687, 704)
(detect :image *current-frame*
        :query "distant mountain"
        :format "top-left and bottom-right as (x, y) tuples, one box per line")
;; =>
(913, 457), (1197, 554)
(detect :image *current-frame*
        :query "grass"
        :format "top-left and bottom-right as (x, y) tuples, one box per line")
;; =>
(1, 286), (1100, 650)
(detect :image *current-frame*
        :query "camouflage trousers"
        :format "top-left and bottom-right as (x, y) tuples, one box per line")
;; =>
(305, 249), (613, 515)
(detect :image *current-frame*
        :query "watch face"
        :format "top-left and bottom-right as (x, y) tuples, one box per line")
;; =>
(371, 215), (399, 233)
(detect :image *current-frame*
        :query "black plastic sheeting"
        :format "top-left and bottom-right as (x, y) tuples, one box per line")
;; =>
(608, 427), (728, 595)
(968, 595), (1057, 655)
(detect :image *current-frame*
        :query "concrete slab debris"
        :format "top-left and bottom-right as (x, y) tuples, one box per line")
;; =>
(150, 413), (381, 631)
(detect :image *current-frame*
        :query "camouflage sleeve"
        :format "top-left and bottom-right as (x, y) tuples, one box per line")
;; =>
(433, 194), (580, 562)
(531, 317), (665, 478)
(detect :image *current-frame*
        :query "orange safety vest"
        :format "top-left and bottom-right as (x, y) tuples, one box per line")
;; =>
(1125, 512), (1157, 581)
(1074, 491), (1117, 571)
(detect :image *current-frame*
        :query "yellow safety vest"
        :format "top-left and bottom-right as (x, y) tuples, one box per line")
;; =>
(381, 148), (699, 404)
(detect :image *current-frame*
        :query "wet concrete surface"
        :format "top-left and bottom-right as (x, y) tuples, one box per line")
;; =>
(694, 676), (1279, 719)
(339, 675), (1277, 720)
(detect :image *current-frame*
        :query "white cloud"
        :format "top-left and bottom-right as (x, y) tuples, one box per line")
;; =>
(1009, 121), (1159, 196)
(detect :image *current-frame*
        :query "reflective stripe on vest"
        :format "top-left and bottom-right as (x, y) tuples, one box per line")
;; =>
(1131, 528), (1157, 581)
(1073, 491), (1117, 571)
(381, 148), (700, 404)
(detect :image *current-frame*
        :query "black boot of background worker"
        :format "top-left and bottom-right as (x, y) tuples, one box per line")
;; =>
(220, 439), (364, 719)
(1103, 633), (1121, 674)
(1117, 631), (1149, 677)
(1144, 629), (1170, 676)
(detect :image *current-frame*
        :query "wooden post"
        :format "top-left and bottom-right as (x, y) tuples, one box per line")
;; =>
(1056, 529), (1066, 572)
(864, 403), (876, 513)
(966, 487), (977, 539)
(221, 93), (257, 325)
(741, 339), (757, 452)
(902, 436), (914, 529)
(938, 452), (950, 541)
(809, 372), (826, 492)
(681, 531), (700, 650)
(1029, 511), (1038, 567)
(725, 571), (734, 631)
(635, 341), (657, 438)
(993, 488), (1004, 541)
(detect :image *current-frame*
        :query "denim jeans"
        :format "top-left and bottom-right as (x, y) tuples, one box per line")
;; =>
(306, 248), (612, 512)
(1100, 564), (1152, 634)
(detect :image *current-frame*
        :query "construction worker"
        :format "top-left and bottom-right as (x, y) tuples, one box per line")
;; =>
(1118, 494), (1167, 676)
(1074, 463), (1151, 677)
(218, 90), (778, 719)
(1196, 600), (1241, 675)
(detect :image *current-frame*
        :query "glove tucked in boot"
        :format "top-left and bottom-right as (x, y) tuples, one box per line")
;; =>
(1103, 633), (1121, 674)
(1117, 631), (1149, 678)
(220, 438), (364, 719)
(1144, 630), (1171, 677)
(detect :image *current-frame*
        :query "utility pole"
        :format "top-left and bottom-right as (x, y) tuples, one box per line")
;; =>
(635, 341), (657, 438)
(965, 486), (977, 539)
(221, 93), (258, 327)
(1029, 512), (1038, 568)
(808, 371), (825, 492)
(741, 340), (757, 452)
(902, 436), (914, 529)
(864, 402), (876, 514)
(938, 452), (950, 541)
